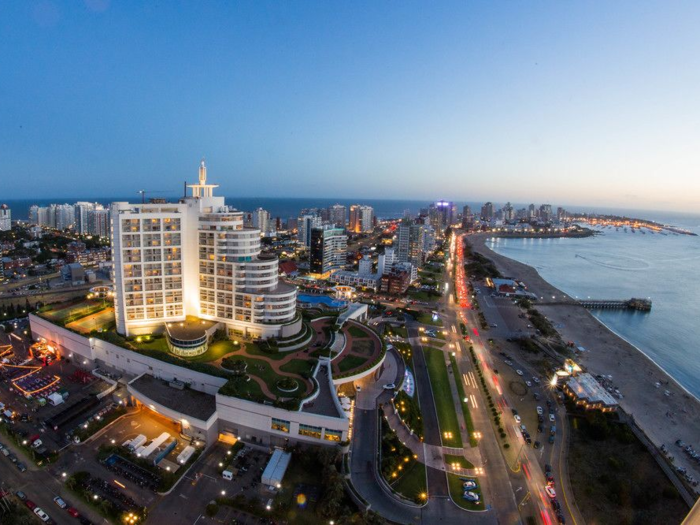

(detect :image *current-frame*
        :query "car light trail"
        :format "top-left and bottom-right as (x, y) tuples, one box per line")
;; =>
(522, 462), (531, 480)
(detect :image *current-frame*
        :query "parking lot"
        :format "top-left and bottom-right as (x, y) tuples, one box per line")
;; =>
(1, 328), (114, 453)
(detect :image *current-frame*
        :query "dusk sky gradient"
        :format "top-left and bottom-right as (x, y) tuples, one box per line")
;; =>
(2, 1), (700, 212)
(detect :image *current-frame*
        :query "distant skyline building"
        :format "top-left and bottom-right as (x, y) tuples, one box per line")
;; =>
(396, 219), (427, 268)
(327, 204), (347, 228)
(297, 213), (322, 247)
(252, 207), (272, 236)
(0, 205), (11, 231)
(480, 202), (494, 221)
(348, 205), (374, 233)
(428, 200), (455, 234)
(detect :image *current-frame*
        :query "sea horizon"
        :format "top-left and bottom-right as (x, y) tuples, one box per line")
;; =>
(4, 196), (700, 227)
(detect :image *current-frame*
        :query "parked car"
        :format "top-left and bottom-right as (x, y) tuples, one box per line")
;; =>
(15, 490), (27, 501)
(549, 413), (556, 422)
(67, 507), (80, 518)
(514, 415), (521, 423)
(383, 383), (396, 390)
(463, 491), (480, 502)
(536, 406), (543, 415)
(34, 507), (50, 522)
(16, 462), (26, 472)
(53, 497), (67, 509)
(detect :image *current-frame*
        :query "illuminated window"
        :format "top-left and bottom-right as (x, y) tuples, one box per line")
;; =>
(298, 424), (322, 439)
(271, 418), (290, 433)
(323, 429), (342, 442)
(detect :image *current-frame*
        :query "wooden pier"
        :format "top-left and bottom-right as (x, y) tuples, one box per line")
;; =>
(577, 298), (652, 312)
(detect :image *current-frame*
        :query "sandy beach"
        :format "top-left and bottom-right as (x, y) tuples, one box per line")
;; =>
(469, 233), (700, 494)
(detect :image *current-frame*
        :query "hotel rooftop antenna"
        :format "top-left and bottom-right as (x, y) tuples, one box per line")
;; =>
(188, 157), (218, 198)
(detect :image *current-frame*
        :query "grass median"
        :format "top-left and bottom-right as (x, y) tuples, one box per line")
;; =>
(422, 346), (462, 448)
(447, 472), (484, 511)
(449, 353), (478, 447)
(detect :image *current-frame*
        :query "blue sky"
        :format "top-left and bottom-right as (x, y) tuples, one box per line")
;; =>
(1, 1), (699, 212)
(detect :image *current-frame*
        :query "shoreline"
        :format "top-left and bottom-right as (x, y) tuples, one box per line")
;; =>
(467, 233), (700, 493)
(586, 313), (700, 404)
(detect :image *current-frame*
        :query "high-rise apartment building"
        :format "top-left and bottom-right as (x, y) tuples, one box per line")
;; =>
(540, 204), (553, 223)
(309, 227), (347, 278)
(0, 205), (11, 231)
(480, 202), (494, 221)
(503, 202), (515, 222)
(429, 201), (455, 234)
(348, 205), (374, 233)
(377, 247), (396, 276)
(111, 161), (300, 339)
(90, 208), (111, 238)
(462, 205), (474, 228)
(396, 219), (425, 268)
(252, 208), (272, 236)
(297, 214), (322, 247)
(327, 204), (347, 228)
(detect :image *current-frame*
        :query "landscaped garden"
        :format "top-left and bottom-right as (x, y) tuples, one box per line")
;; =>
(393, 389), (423, 438)
(332, 321), (385, 378)
(422, 346), (462, 448)
(380, 417), (426, 504)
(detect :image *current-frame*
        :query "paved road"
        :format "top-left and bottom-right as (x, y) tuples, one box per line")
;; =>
(0, 440), (107, 525)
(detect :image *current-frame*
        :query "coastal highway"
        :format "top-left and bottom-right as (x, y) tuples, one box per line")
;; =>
(447, 231), (580, 525)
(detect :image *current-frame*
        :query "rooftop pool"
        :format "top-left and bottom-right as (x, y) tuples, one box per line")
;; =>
(297, 294), (347, 309)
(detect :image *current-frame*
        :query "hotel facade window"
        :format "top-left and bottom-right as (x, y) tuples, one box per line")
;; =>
(323, 429), (343, 442)
(298, 424), (322, 439)
(271, 418), (290, 433)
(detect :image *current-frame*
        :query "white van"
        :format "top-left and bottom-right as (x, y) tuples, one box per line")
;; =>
(222, 470), (233, 481)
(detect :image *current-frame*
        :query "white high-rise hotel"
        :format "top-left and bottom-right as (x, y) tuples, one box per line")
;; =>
(111, 162), (301, 339)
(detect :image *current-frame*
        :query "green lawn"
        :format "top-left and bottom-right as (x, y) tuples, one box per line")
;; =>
(347, 325), (369, 338)
(447, 473), (484, 511)
(240, 341), (287, 361)
(219, 374), (267, 400)
(387, 326), (408, 338)
(423, 347), (462, 447)
(408, 290), (441, 302)
(449, 354), (478, 447)
(231, 355), (305, 398)
(132, 336), (169, 353)
(416, 312), (443, 326)
(392, 461), (427, 503)
(444, 454), (474, 470)
(337, 354), (370, 372)
(280, 358), (316, 375)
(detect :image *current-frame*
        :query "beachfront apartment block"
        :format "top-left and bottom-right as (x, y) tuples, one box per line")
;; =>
(111, 161), (301, 340)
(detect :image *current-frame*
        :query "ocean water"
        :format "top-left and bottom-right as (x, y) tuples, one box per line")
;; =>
(486, 221), (700, 399)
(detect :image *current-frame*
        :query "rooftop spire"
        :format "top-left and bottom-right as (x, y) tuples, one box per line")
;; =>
(199, 158), (207, 185)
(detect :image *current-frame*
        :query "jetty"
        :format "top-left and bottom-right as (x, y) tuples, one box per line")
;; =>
(577, 298), (652, 312)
